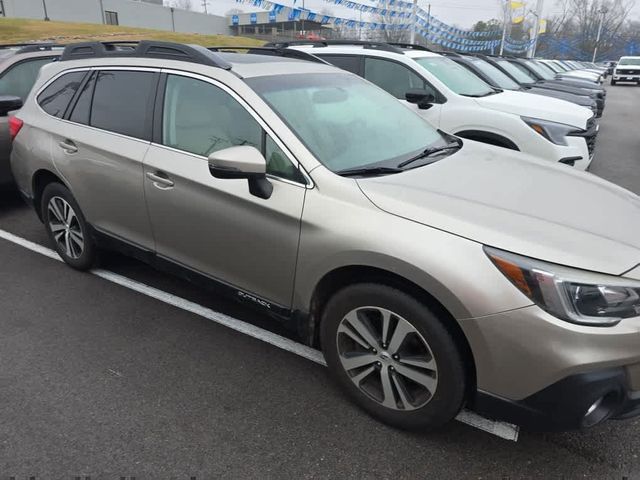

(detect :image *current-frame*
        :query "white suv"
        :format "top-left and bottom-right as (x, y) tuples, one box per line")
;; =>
(284, 42), (597, 170)
(611, 56), (640, 86)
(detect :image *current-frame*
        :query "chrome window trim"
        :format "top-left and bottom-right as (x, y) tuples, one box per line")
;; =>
(34, 66), (160, 145)
(160, 68), (314, 189)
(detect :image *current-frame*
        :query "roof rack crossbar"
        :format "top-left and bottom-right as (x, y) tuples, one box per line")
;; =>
(207, 46), (330, 65)
(60, 41), (232, 70)
(16, 44), (65, 54)
(265, 40), (404, 53)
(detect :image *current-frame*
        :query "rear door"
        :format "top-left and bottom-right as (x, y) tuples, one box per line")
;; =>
(48, 68), (158, 250)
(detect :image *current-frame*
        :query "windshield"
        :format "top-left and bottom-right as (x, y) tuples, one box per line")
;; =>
(541, 61), (561, 73)
(495, 59), (536, 83)
(468, 58), (520, 89)
(414, 56), (495, 97)
(619, 58), (640, 66)
(247, 73), (444, 172)
(551, 61), (569, 71)
(526, 60), (555, 80)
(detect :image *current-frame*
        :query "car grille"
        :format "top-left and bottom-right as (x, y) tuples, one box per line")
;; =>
(617, 69), (639, 75)
(585, 117), (597, 157)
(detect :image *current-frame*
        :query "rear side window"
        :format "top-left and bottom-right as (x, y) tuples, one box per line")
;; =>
(37, 71), (86, 118)
(319, 55), (361, 75)
(90, 70), (156, 140)
(0, 57), (56, 101)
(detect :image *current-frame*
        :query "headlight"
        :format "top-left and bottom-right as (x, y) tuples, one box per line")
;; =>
(485, 246), (640, 326)
(521, 116), (581, 146)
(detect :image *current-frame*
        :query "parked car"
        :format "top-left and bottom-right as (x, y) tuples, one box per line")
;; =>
(611, 56), (640, 85)
(11, 40), (640, 432)
(445, 53), (599, 117)
(0, 43), (61, 189)
(482, 55), (606, 117)
(282, 41), (596, 169)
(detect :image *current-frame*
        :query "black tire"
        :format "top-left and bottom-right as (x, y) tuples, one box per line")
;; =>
(610, 79), (616, 85)
(320, 283), (467, 431)
(41, 182), (96, 270)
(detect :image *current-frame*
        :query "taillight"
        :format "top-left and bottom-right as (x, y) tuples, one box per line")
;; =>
(8, 116), (23, 141)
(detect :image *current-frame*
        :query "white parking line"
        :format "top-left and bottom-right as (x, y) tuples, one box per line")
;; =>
(0, 227), (519, 441)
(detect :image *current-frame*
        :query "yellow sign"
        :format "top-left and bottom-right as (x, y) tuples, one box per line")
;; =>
(513, 15), (524, 24)
(510, 1), (524, 8)
(539, 19), (547, 33)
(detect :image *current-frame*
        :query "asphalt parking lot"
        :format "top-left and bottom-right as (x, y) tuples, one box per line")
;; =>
(1, 83), (639, 479)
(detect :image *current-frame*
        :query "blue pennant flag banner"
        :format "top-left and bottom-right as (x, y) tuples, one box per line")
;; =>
(233, 0), (539, 53)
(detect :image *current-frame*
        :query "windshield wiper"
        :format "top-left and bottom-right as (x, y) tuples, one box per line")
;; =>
(463, 89), (501, 97)
(397, 138), (462, 169)
(337, 166), (403, 177)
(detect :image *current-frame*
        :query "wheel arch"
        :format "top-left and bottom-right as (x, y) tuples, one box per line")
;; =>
(308, 264), (477, 396)
(455, 130), (520, 151)
(32, 169), (67, 221)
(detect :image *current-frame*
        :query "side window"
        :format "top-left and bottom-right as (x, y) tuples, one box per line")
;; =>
(37, 70), (86, 118)
(91, 70), (155, 140)
(364, 58), (426, 99)
(162, 74), (304, 183)
(319, 55), (361, 75)
(69, 71), (96, 125)
(163, 74), (261, 156)
(0, 57), (56, 101)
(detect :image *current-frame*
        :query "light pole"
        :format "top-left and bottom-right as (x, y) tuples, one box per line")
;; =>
(592, 6), (608, 62)
(42, 0), (50, 21)
(409, 0), (417, 44)
(499, 0), (509, 56)
(202, 0), (209, 15)
(529, 0), (544, 58)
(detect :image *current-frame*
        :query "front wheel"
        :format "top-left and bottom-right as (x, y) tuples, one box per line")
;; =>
(320, 283), (467, 431)
(41, 183), (97, 270)
(610, 79), (617, 85)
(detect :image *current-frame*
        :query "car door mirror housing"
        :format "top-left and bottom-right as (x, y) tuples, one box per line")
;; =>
(208, 146), (273, 199)
(405, 89), (435, 110)
(0, 95), (23, 116)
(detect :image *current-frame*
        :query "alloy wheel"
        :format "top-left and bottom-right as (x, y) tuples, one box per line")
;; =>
(336, 306), (438, 411)
(47, 196), (84, 259)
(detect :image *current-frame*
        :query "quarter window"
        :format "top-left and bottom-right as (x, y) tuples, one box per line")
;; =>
(90, 70), (156, 140)
(37, 71), (86, 118)
(162, 74), (303, 182)
(364, 58), (426, 99)
(0, 58), (56, 101)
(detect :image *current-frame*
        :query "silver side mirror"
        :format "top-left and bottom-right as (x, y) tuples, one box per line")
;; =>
(208, 146), (273, 200)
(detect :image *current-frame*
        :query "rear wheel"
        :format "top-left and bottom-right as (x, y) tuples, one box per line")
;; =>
(41, 183), (96, 270)
(320, 283), (467, 430)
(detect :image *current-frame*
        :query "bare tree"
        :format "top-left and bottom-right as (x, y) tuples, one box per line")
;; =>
(166, 0), (193, 11)
(545, 0), (636, 58)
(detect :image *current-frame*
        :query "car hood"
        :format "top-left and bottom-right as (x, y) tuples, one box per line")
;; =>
(475, 90), (591, 129)
(357, 141), (640, 275)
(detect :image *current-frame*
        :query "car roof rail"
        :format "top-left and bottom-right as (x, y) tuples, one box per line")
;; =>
(265, 40), (404, 53)
(60, 40), (232, 69)
(207, 46), (330, 65)
(439, 51), (463, 58)
(387, 42), (433, 52)
(16, 44), (65, 54)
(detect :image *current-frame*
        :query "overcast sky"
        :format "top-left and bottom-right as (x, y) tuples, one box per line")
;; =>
(181, 0), (639, 27)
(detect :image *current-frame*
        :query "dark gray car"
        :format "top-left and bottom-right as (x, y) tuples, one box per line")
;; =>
(0, 44), (61, 188)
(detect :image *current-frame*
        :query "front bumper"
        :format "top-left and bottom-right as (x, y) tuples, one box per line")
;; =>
(613, 72), (640, 82)
(473, 367), (640, 431)
(459, 304), (640, 430)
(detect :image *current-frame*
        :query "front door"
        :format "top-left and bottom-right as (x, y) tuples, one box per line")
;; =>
(143, 73), (307, 309)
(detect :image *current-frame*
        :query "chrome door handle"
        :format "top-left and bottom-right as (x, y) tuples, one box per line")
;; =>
(146, 171), (174, 189)
(58, 140), (78, 154)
